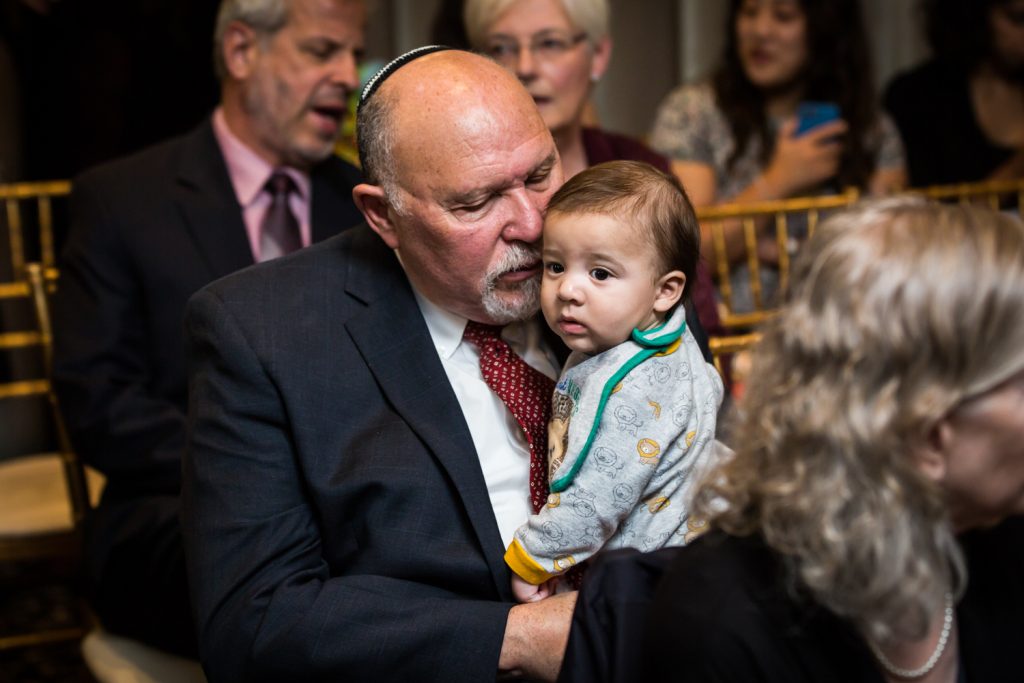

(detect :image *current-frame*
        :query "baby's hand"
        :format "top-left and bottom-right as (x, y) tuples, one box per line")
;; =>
(511, 574), (555, 603)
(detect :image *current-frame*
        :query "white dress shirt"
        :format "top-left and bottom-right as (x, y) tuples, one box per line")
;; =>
(410, 287), (560, 547)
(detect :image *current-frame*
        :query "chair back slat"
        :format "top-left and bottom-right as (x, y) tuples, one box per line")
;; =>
(741, 216), (762, 310)
(913, 178), (1024, 212)
(696, 188), (860, 329)
(0, 181), (71, 283)
(0, 262), (91, 538)
(0, 330), (43, 349)
(774, 213), (790, 297)
(38, 195), (56, 270)
(0, 379), (48, 400)
(709, 331), (763, 387)
(5, 197), (24, 277)
(711, 220), (732, 311)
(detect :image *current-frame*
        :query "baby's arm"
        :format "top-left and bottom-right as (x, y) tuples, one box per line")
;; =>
(504, 389), (673, 592)
(505, 448), (656, 582)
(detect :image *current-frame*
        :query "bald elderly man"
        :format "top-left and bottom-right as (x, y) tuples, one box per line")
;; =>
(183, 49), (578, 681)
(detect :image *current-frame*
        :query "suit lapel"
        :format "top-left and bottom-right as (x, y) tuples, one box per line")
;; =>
(343, 230), (513, 599)
(173, 118), (254, 279)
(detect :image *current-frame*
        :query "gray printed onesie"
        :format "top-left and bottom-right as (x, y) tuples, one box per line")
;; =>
(505, 305), (724, 584)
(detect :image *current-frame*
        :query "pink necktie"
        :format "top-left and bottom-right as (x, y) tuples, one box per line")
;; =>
(463, 321), (554, 513)
(260, 171), (302, 261)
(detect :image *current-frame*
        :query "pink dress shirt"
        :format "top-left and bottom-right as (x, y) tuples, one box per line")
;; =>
(211, 108), (312, 262)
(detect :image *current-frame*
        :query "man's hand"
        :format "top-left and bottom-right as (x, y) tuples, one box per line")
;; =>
(499, 590), (578, 681)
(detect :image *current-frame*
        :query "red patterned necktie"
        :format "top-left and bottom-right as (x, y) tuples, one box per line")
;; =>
(463, 321), (554, 513)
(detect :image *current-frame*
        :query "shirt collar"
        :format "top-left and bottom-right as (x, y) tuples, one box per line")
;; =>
(211, 106), (311, 207)
(399, 253), (540, 361)
(410, 285), (468, 361)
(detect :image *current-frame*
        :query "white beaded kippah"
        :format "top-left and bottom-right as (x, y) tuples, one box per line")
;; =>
(358, 45), (453, 111)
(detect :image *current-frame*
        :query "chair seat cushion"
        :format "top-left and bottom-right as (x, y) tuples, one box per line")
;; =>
(0, 455), (104, 536)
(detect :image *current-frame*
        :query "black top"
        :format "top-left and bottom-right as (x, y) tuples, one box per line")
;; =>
(560, 516), (1024, 683)
(883, 59), (1014, 186)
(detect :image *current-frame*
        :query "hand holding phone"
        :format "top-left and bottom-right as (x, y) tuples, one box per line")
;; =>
(767, 105), (847, 195)
(794, 101), (840, 136)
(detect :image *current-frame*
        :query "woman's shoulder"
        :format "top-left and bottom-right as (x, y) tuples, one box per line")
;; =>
(562, 538), (775, 683)
(657, 530), (775, 603)
(642, 533), (796, 677)
(642, 532), (880, 681)
(650, 81), (732, 165)
(653, 81), (721, 126)
(885, 58), (963, 104)
(955, 517), (1024, 682)
(659, 80), (718, 108)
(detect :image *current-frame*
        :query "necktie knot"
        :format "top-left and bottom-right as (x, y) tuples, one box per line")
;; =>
(266, 171), (296, 198)
(462, 320), (506, 347)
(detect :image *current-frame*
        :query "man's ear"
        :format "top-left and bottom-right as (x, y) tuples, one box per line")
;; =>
(914, 420), (951, 484)
(353, 183), (400, 249)
(222, 21), (260, 80)
(652, 270), (686, 314)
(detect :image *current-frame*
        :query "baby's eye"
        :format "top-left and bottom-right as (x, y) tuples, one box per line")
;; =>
(545, 262), (564, 274)
(590, 268), (611, 281)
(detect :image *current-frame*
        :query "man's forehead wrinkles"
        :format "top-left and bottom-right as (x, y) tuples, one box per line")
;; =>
(441, 142), (556, 199)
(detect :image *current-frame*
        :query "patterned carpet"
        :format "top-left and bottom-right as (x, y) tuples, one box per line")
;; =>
(0, 639), (95, 683)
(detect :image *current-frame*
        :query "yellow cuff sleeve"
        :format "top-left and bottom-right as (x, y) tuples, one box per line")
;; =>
(505, 538), (557, 585)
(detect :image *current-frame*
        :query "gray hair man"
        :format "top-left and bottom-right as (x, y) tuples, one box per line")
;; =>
(53, 0), (366, 659)
(184, 49), (578, 681)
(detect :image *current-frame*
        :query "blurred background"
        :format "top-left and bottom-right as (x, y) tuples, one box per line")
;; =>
(0, 0), (927, 182)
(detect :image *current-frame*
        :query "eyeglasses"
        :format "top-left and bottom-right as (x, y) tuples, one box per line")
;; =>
(485, 31), (588, 66)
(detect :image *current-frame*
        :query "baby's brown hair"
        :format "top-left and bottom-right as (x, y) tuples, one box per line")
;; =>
(545, 160), (700, 301)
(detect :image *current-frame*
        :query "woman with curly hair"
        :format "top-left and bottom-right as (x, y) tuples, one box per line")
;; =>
(649, 0), (906, 312)
(559, 199), (1024, 683)
(637, 199), (1024, 682)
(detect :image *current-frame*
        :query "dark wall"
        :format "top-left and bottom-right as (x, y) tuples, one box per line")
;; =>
(2, 0), (220, 181)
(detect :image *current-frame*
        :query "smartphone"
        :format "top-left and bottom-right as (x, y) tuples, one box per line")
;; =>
(794, 101), (840, 136)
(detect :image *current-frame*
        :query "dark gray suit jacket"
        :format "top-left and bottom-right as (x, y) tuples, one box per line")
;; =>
(184, 226), (524, 682)
(53, 117), (362, 595)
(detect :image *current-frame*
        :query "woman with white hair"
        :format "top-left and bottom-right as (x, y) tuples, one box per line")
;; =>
(463, 0), (722, 337)
(562, 199), (1024, 682)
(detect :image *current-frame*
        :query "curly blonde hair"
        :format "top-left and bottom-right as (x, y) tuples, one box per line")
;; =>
(694, 198), (1024, 642)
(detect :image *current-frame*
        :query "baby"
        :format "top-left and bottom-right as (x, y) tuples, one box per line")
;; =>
(505, 160), (724, 602)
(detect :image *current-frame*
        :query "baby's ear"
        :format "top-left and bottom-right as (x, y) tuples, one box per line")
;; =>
(653, 271), (686, 313)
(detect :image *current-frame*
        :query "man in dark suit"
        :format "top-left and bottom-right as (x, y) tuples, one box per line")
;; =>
(183, 49), (578, 681)
(52, 0), (367, 657)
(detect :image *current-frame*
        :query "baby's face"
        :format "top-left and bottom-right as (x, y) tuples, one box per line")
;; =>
(540, 211), (681, 355)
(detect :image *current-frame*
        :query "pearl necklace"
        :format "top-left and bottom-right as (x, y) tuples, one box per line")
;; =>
(866, 592), (954, 680)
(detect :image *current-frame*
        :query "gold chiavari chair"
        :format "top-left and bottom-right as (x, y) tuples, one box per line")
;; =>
(911, 178), (1024, 212)
(0, 183), (205, 679)
(708, 331), (763, 400)
(696, 188), (860, 330)
(0, 180), (70, 288)
(0, 263), (96, 651)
